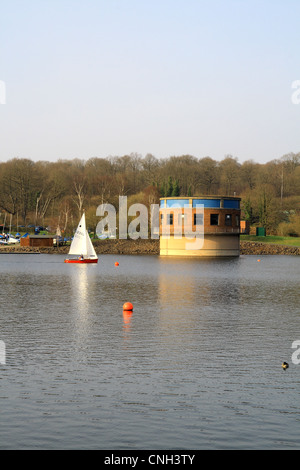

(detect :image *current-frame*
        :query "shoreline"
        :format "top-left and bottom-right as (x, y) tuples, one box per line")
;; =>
(0, 239), (299, 255)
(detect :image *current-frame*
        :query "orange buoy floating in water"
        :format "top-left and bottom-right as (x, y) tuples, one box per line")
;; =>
(115, 262), (119, 266)
(257, 259), (261, 262)
(123, 302), (133, 311)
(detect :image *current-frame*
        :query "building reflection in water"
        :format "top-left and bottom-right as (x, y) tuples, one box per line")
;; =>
(157, 258), (244, 356)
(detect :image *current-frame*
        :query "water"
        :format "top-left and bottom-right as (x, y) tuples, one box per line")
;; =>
(0, 253), (299, 450)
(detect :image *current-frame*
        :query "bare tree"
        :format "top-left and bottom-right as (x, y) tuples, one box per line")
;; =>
(73, 176), (86, 217)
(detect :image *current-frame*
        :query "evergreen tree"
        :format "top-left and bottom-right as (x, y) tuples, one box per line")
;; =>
(172, 179), (180, 196)
(166, 176), (173, 197)
(160, 182), (166, 197)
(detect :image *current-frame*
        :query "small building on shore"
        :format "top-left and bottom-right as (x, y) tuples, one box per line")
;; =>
(20, 234), (54, 248)
(159, 196), (241, 257)
(240, 220), (250, 234)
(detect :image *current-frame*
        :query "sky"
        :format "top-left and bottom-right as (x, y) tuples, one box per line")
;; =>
(1, 0), (300, 164)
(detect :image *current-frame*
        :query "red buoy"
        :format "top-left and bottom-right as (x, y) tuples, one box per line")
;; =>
(115, 262), (119, 266)
(123, 302), (133, 311)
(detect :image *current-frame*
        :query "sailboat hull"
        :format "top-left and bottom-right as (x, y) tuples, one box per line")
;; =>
(64, 258), (98, 264)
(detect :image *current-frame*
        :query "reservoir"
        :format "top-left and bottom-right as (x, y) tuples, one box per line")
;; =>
(0, 254), (299, 449)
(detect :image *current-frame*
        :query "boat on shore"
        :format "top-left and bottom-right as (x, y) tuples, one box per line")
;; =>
(64, 212), (98, 264)
(0, 234), (20, 245)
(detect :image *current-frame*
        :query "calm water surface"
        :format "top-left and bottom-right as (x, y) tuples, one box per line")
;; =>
(0, 253), (299, 449)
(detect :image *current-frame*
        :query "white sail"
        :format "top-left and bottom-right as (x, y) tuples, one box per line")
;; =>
(68, 213), (98, 259)
(85, 230), (98, 259)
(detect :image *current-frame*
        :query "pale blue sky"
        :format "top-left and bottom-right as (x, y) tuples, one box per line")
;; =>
(1, 0), (300, 163)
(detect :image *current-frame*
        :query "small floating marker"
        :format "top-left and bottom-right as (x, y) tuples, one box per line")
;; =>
(123, 302), (133, 312)
(115, 262), (119, 266)
(257, 259), (261, 262)
(282, 362), (289, 370)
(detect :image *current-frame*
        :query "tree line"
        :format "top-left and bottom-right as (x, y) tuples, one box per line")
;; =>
(0, 152), (299, 235)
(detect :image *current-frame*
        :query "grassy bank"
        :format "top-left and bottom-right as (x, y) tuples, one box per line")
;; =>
(240, 235), (300, 247)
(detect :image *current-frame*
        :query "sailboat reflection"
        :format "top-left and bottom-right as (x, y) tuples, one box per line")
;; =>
(77, 266), (89, 309)
(70, 264), (90, 324)
(70, 265), (93, 361)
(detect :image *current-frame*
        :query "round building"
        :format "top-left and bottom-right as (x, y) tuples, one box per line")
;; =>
(159, 196), (241, 257)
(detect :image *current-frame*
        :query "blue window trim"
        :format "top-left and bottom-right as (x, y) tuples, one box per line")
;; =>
(223, 200), (240, 209)
(192, 199), (220, 208)
(165, 199), (191, 208)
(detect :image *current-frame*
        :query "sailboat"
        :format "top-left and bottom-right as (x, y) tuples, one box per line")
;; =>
(64, 212), (98, 264)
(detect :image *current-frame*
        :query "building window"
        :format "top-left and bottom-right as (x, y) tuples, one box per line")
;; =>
(235, 215), (240, 227)
(194, 213), (203, 225)
(210, 214), (219, 226)
(225, 214), (232, 226)
(167, 214), (173, 225)
(178, 213), (185, 225)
